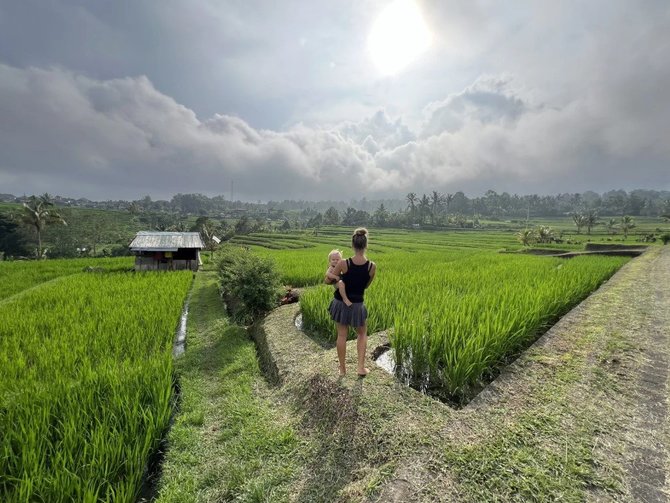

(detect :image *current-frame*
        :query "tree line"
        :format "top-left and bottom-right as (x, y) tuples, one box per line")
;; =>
(2, 189), (669, 259)
(2, 188), (670, 218)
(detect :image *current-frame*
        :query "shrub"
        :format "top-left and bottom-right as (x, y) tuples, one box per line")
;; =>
(661, 233), (670, 245)
(217, 246), (282, 323)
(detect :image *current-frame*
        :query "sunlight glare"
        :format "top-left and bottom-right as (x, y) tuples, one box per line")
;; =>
(368, 0), (432, 76)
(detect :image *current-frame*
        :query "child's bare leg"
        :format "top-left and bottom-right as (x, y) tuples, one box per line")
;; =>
(337, 280), (353, 306)
(336, 323), (348, 376)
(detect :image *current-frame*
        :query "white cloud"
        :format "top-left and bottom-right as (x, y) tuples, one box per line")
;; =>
(0, 60), (669, 201)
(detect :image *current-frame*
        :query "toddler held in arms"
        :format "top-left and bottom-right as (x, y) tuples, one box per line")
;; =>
(325, 249), (353, 306)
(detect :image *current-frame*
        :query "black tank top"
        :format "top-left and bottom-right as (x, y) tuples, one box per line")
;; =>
(334, 258), (371, 303)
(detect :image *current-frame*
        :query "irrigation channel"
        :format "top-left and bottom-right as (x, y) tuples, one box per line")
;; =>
(172, 296), (191, 357)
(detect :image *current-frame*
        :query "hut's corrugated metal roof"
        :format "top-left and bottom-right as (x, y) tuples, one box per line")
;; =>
(129, 231), (204, 251)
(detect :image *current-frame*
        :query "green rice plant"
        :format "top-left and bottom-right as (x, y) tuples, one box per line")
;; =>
(0, 270), (192, 502)
(0, 257), (133, 301)
(235, 228), (628, 400)
(300, 247), (627, 400)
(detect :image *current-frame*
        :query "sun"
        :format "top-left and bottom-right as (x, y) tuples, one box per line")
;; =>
(367, 0), (432, 76)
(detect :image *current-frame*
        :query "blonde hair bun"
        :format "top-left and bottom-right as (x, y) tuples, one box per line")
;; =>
(354, 227), (368, 236)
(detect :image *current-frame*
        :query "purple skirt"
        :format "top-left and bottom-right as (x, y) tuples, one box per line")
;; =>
(328, 298), (368, 327)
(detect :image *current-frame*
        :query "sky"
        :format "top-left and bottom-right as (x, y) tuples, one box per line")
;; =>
(0, 0), (669, 202)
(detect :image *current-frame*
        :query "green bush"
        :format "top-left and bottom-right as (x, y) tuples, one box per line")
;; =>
(217, 246), (282, 323)
(661, 233), (670, 245)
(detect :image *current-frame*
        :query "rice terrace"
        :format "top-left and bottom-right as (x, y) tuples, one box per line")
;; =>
(1, 206), (669, 502)
(3, 1), (670, 501)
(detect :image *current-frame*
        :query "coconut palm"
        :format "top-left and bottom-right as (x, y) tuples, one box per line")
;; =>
(584, 210), (599, 235)
(620, 215), (635, 239)
(444, 193), (454, 214)
(406, 193), (417, 223)
(21, 194), (67, 259)
(535, 226), (556, 244)
(419, 194), (431, 224)
(430, 191), (443, 224)
(606, 218), (619, 235)
(516, 229), (536, 247)
(572, 212), (586, 234)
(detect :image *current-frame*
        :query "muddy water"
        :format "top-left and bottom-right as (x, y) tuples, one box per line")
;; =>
(173, 300), (189, 357)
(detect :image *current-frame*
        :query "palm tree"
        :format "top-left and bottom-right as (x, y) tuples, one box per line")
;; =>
(127, 202), (141, 216)
(516, 229), (536, 247)
(536, 226), (556, 244)
(620, 215), (635, 239)
(406, 193), (417, 223)
(444, 193), (454, 214)
(419, 194), (431, 224)
(606, 218), (619, 235)
(430, 191), (443, 224)
(584, 210), (598, 235)
(572, 212), (586, 234)
(21, 194), (67, 259)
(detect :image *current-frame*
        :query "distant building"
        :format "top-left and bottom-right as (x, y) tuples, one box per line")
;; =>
(129, 231), (204, 271)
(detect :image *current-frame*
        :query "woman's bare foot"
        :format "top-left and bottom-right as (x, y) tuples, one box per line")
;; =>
(357, 367), (370, 377)
(339, 366), (346, 376)
(344, 299), (353, 307)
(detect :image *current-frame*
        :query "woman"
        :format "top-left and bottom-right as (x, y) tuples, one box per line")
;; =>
(325, 227), (376, 377)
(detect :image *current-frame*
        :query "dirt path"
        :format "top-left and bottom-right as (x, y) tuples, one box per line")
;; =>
(259, 246), (670, 502)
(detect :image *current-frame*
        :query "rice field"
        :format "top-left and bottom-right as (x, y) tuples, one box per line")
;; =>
(0, 268), (192, 502)
(0, 257), (133, 301)
(243, 227), (629, 400)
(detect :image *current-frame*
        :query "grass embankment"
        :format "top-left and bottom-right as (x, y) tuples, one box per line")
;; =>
(156, 272), (300, 502)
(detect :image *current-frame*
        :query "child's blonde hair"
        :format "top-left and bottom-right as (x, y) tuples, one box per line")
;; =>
(328, 249), (343, 261)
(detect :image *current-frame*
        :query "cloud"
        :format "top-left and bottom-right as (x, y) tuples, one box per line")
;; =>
(421, 75), (530, 137)
(0, 60), (669, 202)
(0, 64), (376, 200)
(338, 110), (415, 151)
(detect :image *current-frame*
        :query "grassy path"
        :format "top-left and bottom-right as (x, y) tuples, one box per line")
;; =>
(155, 271), (301, 502)
(257, 246), (670, 501)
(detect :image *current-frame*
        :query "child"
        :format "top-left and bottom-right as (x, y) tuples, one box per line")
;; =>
(325, 249), (353, 306)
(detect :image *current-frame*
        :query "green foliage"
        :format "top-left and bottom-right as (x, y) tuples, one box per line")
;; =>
(516, 229), (536, 246)
(661, 233), (670, 245)
(0, 214), (30, 258)
(217, 246), (282, 324)
(0, 269), (192, 502)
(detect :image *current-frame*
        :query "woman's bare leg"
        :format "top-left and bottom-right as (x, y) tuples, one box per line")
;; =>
(356, 323), (369, 376)
(336, 322), (348, 376)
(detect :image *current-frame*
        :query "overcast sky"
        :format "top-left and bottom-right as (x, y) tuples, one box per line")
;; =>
(1, 0), (669, 201)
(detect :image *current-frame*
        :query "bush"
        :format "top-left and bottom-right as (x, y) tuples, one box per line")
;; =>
(661, 233), (670, 245)
(217, 246), (282, 323)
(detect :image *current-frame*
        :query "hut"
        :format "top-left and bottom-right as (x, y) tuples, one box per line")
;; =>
(129, 231), (204, 271)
